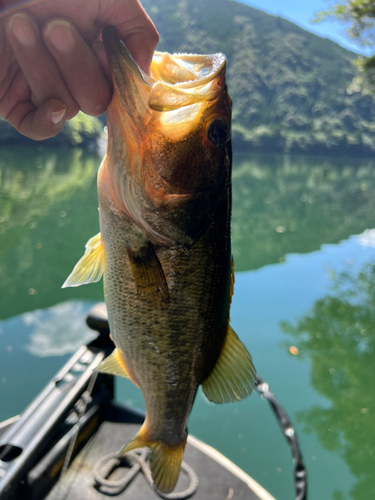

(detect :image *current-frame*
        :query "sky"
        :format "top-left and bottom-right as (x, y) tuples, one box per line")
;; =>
(239, 0), (372, 55)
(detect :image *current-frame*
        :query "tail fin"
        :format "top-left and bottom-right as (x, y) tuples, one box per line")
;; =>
(121, 427), (186, 493)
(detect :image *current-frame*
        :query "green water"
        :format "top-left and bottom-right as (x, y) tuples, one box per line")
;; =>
(1, 146), (375, 500)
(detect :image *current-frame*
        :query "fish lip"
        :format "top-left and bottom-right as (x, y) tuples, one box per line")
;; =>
(102, 26), (227, 112)
(151, 51), (227, 89)
(102, 25), (153, 88)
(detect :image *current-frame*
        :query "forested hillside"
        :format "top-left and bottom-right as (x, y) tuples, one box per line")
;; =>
(2, 0), (375, 154)
(142, 0), (375, 154)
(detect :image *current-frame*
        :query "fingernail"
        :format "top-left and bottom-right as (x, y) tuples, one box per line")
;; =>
(8, 13), (36, 46)
(51, 106), (67, 125)
(45, 20), (75, 52)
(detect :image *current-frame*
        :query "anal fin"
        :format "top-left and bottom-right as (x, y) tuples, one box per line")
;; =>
(127, 242), (169, 307)
(202, 325), (256, 403)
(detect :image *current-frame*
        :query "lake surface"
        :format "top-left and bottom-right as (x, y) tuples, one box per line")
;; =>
(1, 146), (375, 500)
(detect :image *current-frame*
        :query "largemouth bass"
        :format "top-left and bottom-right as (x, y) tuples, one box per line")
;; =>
(63, 26), (256, 494)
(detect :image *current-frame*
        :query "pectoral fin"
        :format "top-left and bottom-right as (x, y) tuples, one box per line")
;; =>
(127, 242), (169, 306)
(62, 233), (105, 288)
(202, 325), (256, 404)
(95, 348), (130, 379)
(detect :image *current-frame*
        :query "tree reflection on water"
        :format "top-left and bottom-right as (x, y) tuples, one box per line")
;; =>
(281, 262), (375, 500)
(0, 147), (100, 258)
(0, 147), (102, 319)
(232, 154), (375, 272)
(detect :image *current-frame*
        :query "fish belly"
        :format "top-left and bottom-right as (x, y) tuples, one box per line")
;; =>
(98, 195), (231, 445)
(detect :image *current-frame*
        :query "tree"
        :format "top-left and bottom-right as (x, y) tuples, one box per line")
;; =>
(316, 1), (375, 92)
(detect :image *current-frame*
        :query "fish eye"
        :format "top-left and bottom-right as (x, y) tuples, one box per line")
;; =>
(206, 118), (230, 147)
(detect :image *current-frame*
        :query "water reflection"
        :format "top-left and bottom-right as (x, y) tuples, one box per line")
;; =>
(0, 147), (103, 319)
(0, 147), (99, 258)
(2, 147), (375, 498)
(0, 300), (96, 420)
(24, 301), (96, 357)
(232, 154), (375, 271)
(281, 261), (375, 500)
(358, 229), (375, 248)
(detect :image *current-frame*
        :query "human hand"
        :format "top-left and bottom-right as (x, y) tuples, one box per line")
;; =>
(0, 0), (158, 140)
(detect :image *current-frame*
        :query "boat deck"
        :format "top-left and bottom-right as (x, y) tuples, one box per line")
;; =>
(44, 402), (272, 500)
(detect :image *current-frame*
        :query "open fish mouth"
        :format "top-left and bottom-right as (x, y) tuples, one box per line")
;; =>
(102, 26), (228, 113)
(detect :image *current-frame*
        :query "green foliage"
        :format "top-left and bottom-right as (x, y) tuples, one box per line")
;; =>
(61, 112), (103, 147)
(315, 1), (375, 45)
(143, 0), (375, 154)
(0, 112), (103, 148)
(315, 0), (375, 93)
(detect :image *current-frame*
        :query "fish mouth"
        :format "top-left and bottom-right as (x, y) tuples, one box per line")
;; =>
(148, 52), (227, 112)
(102, 26), (153, 90)
(102, 26), (227, 115)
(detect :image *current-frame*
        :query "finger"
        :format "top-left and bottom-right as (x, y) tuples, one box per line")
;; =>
(7, 97), (68, 141)
(92, 41), (111, 85)
(43, 19), (111, 117)
(6, 11), (78, 119)
(98, 0), (159, 75)
(0, 62), (72, 140)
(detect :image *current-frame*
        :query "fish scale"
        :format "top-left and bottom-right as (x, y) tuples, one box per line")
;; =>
(63, 25), (256, 494)
(99, 192), (231, 441)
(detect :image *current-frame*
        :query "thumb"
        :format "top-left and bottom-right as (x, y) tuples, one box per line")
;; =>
(99, 0), (159, 75)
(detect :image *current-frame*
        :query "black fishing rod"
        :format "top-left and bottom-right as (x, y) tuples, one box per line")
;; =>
(255, 377), (307, 500)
